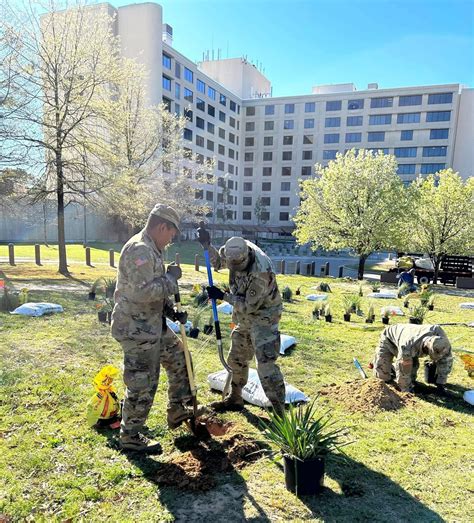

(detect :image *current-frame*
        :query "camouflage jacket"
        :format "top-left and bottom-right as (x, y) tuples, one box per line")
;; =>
(111, 229), (177, 341)
(208, 240), (282, 326)
(383, 324), (453, 380)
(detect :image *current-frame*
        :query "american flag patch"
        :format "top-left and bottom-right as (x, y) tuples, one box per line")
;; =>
(134, 257), (148, 267)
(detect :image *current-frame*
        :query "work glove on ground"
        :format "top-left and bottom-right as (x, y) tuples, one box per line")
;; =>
(207, 285), (225, 301)
(196, 225), (211, 248)
(166, 262), (182, 281)
(172, 309), (188, 325)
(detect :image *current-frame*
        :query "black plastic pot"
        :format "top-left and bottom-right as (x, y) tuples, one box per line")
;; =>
(428, 305), (434, 311)
(88, 291), (96, 301)
(424, 361), (437, 384)
(409, 318), (422, 325)
(343, 313), (351, 322)
(98, 311), (107, 323)
(283, 455), (325, 496)
(203, 324), (213, 335)
(404, 302), (409, 308)
(325, 315), (332, 323)
(382, 317), (389, 325)
(189, 327), (200, 339)
(365, 318), (374, 324)
(313, 311), (320, 320)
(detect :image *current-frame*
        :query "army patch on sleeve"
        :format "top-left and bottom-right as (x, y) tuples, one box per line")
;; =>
(249, 288), (257, 297)
(134, 257), (149, 267)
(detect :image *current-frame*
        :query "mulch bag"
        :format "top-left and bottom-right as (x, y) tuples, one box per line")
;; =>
(11, 302), (63, 317)
(166, 318), (193, 335)
(217, 302), (233, 314)
(280, 334), (297, 355)
(208, 368), (308, 408)
(381, 306), (404, 316)
(87, 365), (121, 428)
(367, 292), (397, 299)
(460, 303), (474, 310)
(305, 294), (328, 301)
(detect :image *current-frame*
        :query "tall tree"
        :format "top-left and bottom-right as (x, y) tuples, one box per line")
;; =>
(0, 0), (122, 274)
(293, 149), (408, 279)
(407, 169), (474, 283)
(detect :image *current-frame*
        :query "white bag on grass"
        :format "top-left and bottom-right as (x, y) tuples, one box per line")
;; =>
(463, 390), (474, 406)
(305, 294), (328, 301)
(208, 368), (308, 408)
(166, 318), (192, 335)
(11, 302), (63, 317)
(367, 292), (398, 299)
(280, 334), (297, 355)
(381, 306), (404, 316)
(217, 302), (233, 314)
(460, 303), (474, 310)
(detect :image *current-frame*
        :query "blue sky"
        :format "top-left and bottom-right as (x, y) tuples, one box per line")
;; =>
(120, 0), (472, 96)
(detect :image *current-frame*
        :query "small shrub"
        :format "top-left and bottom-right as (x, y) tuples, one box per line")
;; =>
(282, 286), (293, 302)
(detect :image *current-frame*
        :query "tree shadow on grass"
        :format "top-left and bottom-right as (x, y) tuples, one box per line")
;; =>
(414, 381), (473, 415)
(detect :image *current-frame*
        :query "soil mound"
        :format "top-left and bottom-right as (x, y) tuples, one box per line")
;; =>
(155, 430), (261, 491)
(320, 378), (416, 413)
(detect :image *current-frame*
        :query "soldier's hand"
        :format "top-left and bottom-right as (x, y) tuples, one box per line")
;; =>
(167, 262), (182, 281)
(173, 309), (188, 325)
(196, 225), (211, 248)
(207, 285), (225, 301)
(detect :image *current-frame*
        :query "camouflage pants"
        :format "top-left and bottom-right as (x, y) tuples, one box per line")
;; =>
(373, 337), (419, 392)
(120, 326), (191, 437)
(228, 323), (285, 408)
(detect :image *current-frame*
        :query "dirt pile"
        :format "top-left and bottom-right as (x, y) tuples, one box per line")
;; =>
(320, 378), (416, 413)
(155, 426), (262, 491)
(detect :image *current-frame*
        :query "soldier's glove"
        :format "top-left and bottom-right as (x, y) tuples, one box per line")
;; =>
(207, 285), (225, 301)
(435, 384), (448, 397)
(173, 309), (188, 325)
(166, 262), (182, 281)
(196, 226), (211, 248)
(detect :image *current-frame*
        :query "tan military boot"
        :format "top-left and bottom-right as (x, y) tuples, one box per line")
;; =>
(119, 432), (163, 455)
(167, 404), (196, 430)
(209, 389), (244, 412)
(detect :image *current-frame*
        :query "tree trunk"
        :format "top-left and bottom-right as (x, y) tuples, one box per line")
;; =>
(43, 201), (49, 247)
(432, 256), (441, 284)
(357, 254), (368, 280)
(56, 151), (69, 275)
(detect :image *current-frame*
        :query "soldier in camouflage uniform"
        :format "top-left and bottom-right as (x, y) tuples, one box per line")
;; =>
(197, 228), (286, 414)
(373, 323), (453, 393)
(112, 205), (193, 453)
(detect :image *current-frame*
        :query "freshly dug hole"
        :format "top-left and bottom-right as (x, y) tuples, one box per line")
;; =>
(320, 378), (416, 413)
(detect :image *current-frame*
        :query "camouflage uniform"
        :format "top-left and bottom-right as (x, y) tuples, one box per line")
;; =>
(373, 324), (453, 392)
(111, 229), (191, 439)
(208, 239), (286, 410)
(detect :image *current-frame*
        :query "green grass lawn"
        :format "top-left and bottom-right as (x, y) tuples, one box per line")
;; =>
(1, 263), (473, 522)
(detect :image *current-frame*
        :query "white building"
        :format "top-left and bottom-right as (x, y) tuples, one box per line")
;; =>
(101, 2), (473, 230)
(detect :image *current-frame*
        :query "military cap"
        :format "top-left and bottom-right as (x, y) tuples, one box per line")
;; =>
(425, 336), (451, 361)
(149, 204), (181, 232)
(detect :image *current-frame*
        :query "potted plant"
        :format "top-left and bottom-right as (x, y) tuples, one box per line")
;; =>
(312, 302), (323, 320)
(295, 286), (301, 296)
(104, 277), (117, 299)
(365, 304), (375, 324)
(381, 309), (390, 325)
(261, 400), (349, 496)
(189, 305), (206, 338)
(324, 304), (332, 323)
(409, 304), (427, 325)
(193, 286), (209, 307)
(317, 282), (331, 293)
(349, 294), (361, 314)
(371, 281), (380, 293)
(203, 311), (213, 335)
(282, 285), (293, 302)
(358, 284), (363, 297)
(419, 288), (433, 308)
(96, 302), (109, 323)
(342, 296), (353, 322)
(403, 296), (410, 309)
(427, 295), (435, 311)
(397, 282), (410, 299)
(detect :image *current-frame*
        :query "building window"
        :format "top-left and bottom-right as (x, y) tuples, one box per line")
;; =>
(197, 79), (205, 93)
(394, 147), (417, 158)
(183, 128), (192, 141)
(347, 116), (363, 126)
(323, 150), (337, 160)
(259, 197), (270, 206)
(174, 103), (180, 115)
(205, 190), (213, 202)
(228, 148), (235, 159)
(162, 75), (171, 91)
(301, 166), (312, 176)
(264, 121), (274, 130)
(243, 211), (252, 220)
(397, 112), (420, 124)
(283, 135), (293, 145)
(184, 108), (193, 122)
(219, 111), (225, 122)
(245, 121), (255, 132)
(369, 148), (389, 155)
(346, 132), (362, 143)
(243, 196), (252, 205)
(399, 94), (422, 106)
(229, 100), (236, 112)
(245, 152), (254, 161)
(430, 129), (449, 139)
(245, 137), (254, 147)
(184, 67), (193, 83)
(280, 212), (289, 221)
(218, 144), (225, 155)
(282, 151), (292, 161)
(285, 103), (295, 114)
(207, 139), (214, 151)
(263, 152), (273, 161)
(423, 146), (447, 157)
(325, 117), (340, 128)
(217, 160), (224, 171)
(219, 93), (226, 106)
(174, 82), (181, 99)
(283, 119), (294, 129)
(265, 105), (275, 115)
(302, 150), (313, 160)
(303, 134), (314, 144)
(420, 163), (446, 174)
(246, 106), (256, 116)
(400, 130), (413, 141)
(184, 87), (193, 102)
(281, 182), (291, 191)
(244, 167), (253, 176)
(195, 189), (203, 199)
(264, 136), (273, 146)
(262, 182), (272, 191)
(229, 116), (236, 128)
(207, 104), (215, 117)
(305, 102), (316, 112)
(397, 164), (416, 175)
(207, 122), (214, 134)
(326, 100), (342, 111)
(263, 167), (272, 176)
(370, 97), (393, 108)
(218, 128), (225, 139)
(196, 98), (205, 111)
(324, 133), (339, 144)
(243, 182), (253, 191)
(426, 111), (451, 122)
(162, 53), (171, 69)
(369, 114), (392, 125)
(207, 86), (216, 100)
(348, 99), (364, 110)
(175, 62), (181, 78)
(428, 92), (453, 104)
(196, 116), (205, 129)
(304, 118), (315, 129)
(162, 97), (171, 111)
(228, 165), (234, 175)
